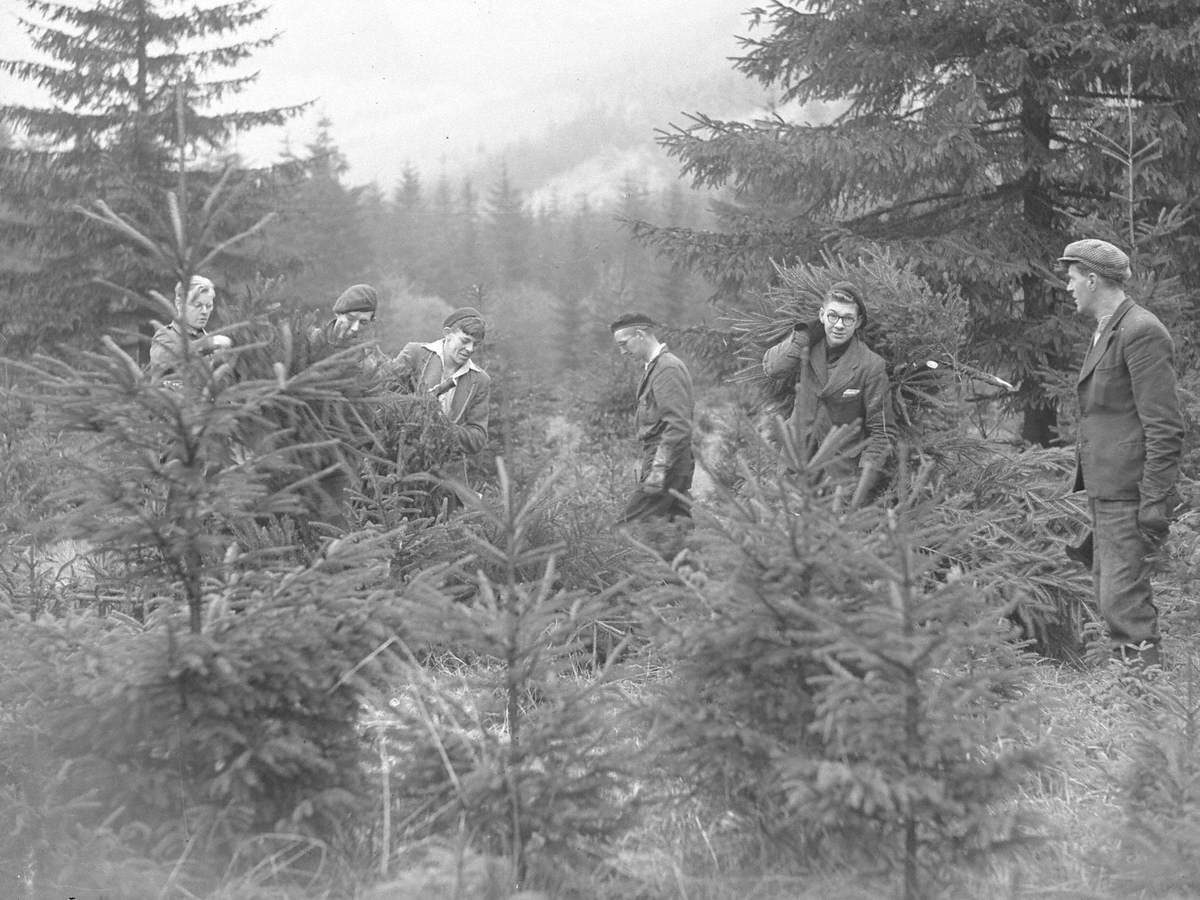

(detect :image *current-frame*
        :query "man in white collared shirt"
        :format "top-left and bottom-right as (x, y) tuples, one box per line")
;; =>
(392, 307), (492, 499)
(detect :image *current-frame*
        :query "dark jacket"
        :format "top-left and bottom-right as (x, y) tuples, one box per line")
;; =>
(392, 340), (491, 456)
(635, 348), (694, 477)
(148, 322), (208, 378)
(1072, 298), (1184, 502)
(762, 332), (892, 468)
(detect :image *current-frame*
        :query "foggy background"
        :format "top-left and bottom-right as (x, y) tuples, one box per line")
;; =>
(0, 0), (769, 198)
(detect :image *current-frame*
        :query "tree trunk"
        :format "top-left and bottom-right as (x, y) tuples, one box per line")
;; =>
(1019, 76), (1061, 448)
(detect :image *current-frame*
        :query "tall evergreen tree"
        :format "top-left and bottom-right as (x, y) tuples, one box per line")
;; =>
(386, 164), (424, 282)
(611, 173), (656, 312)
(485, 163), (530, 286)
(634, 0), (1200, 445)
(267, 116), (373, 307)
(555, 200), (598, 369)
(0, 0), (306, 352)
(422, 174), (460, 300)
(656, 182), (694, 324)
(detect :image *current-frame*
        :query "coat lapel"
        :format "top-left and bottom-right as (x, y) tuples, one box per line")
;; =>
(817, 337), (866, 398)
(1077, 299), (1133, 384)
(637, 352), (663, 399)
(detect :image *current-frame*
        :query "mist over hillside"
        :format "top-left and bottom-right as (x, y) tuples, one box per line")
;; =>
(470, 67), (772, 213)
(385, 6), (781, 213)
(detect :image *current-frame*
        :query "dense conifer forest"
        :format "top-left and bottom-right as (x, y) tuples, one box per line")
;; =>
(2, 2), (1200, 898)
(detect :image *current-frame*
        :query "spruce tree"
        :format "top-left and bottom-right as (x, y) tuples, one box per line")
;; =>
(268, 117), (374, 305)
(388, 164), (425, 283)
(422, 174), (460, 300)
(485, 163), (531, 286)
(555, 202), (599, 370)
(457, 177), (484, 299)
(634, 0), (1200, 445)
(0, 0), (307, 351)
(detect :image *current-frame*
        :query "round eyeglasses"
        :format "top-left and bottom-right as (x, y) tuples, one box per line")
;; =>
(824, 311), (859, 327)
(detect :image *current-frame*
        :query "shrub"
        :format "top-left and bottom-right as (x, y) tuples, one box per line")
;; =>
(639, 448), (1047, 898)
(0, 532), (408, 892)
(378, 462), (644, 889)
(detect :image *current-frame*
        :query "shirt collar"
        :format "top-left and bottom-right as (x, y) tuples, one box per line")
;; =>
(423, 338), (482, 375)
(644, 342), (666, 370)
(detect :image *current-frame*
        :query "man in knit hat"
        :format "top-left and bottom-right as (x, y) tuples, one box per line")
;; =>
(391, 306), (492, 503)
(323, 283), (379, 347)
(762, 280), (892, 508)
(1059, 238), (1184, 669)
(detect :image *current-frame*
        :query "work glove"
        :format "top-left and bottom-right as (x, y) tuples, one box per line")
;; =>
(792, 318), (824, 347)
(641, 465), (667, 495)
(1138, 498), (1170, 546)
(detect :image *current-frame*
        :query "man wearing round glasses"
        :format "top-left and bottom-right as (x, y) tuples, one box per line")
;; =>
(762, 280), (892, 507)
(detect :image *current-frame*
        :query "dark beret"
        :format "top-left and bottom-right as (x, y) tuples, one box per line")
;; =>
(609, 312), (657, 334)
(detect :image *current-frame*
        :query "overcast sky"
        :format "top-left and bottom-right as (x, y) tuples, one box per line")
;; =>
(0, 0), (753, 188)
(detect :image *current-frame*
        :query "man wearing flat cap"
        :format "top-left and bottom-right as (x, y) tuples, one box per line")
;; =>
(610, 312), (695, 524)
(391, 306), (492, 499)
(1060, 238), (1184, 668)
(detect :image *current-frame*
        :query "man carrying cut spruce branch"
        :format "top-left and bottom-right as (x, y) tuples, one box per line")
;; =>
(762, 280), (893, 508)
(390, 306), (492, 506)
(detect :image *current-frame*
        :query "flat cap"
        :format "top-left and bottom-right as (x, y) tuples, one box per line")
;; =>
(1057, 239), (1131, 282)
(332, 283), (378, 315)
(609, 312), (657, 334)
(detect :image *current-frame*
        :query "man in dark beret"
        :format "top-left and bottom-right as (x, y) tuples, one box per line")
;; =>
(762, 280), (892, 507)
(323, 283), (379, 347)
(391, 306), (492, 503)
(1059, 238), (1184, 669)
(303, 283), (387, 525)
(610, 312), (695, 525)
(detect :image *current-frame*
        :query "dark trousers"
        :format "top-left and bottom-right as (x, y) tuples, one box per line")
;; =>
(1091, 498), (1159, 647)
(619, 449), (694, 523)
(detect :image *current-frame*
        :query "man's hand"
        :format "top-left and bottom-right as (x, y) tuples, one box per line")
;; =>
(792, 318), (823, 347)
(642, 466), (667, 495)
(1138, 498), (1170, 545)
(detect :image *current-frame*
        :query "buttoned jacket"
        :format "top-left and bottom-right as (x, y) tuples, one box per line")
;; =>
(1072, 298), (1184, 502)
(635, 349), (694, 474)
(149, 322), (207, 377)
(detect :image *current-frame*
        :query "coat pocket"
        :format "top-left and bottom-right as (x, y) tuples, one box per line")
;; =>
(1090, 361), (1132, 412)
(826, 391), (864, 427)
